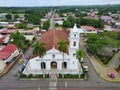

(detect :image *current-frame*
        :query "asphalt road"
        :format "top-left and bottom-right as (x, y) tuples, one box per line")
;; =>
(49, 9), (56, 30)
(0, 47), (120, 90)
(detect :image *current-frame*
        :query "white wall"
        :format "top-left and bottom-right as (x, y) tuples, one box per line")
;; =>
(0, 60), (6, 72)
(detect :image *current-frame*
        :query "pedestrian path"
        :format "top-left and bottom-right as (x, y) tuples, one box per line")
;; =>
(49, 73), (57, 90)
(109, 52), (120, 68)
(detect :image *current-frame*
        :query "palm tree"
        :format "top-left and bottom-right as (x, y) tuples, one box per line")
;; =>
(76, 50), (86, 62)
(76, 50), (86, 78)
(9, 30), (27, 50)
(9, 30), (28, 61)
(58, 38), (69, 78)
(32, 41), (46, 77)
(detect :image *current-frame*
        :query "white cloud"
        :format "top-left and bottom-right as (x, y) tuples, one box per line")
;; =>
(0, 0), (120, 7)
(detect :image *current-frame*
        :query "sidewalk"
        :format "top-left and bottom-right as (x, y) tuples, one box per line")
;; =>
(0, 61), (15, 77)
(80, 38), (120, 82)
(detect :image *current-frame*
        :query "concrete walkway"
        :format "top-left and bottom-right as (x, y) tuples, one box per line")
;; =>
(80, 38), (120, 82)
(49, 73), (57, 90)
(109, 52), (120, 68)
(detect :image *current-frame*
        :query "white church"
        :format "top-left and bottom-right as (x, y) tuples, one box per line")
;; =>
(23, 24), (83, 76)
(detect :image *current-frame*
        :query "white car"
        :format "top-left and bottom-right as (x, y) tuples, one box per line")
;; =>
(83, 65), (88, 72)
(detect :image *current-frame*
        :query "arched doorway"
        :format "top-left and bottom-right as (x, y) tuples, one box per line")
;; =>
(41, 62), (46, 69)
(51, 61), (57, 69)
(62, 62), (67, 69)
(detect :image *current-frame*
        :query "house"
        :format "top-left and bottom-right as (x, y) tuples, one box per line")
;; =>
(23, 24), (83, 75)
(100, 16), (112, 22)
(0, 22), (8, 27)
(0, 29), (15, 35)
(81, 25), (98, 34)
(0, 44), (19, 72)
(0, 35), (9, 46)
(0, 13), (7, 18)
(112, 28), (120, 32)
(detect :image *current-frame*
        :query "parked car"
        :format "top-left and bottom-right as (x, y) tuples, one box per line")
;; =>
(83, 65), (88, 72)
(17, 59), (23, 65)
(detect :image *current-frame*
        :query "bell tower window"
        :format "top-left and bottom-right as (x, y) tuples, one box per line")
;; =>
(73, 41), (76, 46)
(74, 34), (76, 37)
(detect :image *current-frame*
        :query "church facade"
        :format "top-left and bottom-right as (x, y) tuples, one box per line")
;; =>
(23, 24), (83, 75)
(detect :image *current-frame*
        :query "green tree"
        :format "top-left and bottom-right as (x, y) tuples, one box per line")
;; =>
(42, 20), (50, 31)
(76, 50), (86, 62)
(5, 14), (12, 21)
(15, 23), (27, 29)
(32, 41), (46, 77)
(0, 26), (3, 29)
(58, 38), (69, 78)
(63, 20), (71, 28)
(9, 30), (29, 51)
(14, 14), (19, 20)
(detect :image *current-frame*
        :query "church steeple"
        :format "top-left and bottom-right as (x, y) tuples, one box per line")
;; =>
(73, 23), (78, 32)
(69, 23), (80, 57)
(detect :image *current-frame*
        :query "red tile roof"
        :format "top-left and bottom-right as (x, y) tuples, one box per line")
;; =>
(81, 26), (97, 31)
(0, 52), (11, 60)
(112, 28), (120, 32)
(100, 16), (112, 20)
(0, 36), (6, 43)
(0, 44), (17, 60)
(0, 30), (15, 34)
(39, 30), (69, 54)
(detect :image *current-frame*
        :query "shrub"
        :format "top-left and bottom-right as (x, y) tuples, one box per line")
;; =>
(80, 73), (85, 79)
(37, 74), (43, 78)
(45, 74), (49, 78)
(59, 73), (62, 78)
(28, 74), (33, 78)
(20, 74), (27, 78)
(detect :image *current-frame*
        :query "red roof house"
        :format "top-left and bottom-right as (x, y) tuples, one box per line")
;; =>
(0, 44), (17, 60)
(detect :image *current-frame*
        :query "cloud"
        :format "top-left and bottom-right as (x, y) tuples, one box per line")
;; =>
(0, 0), (120, 7)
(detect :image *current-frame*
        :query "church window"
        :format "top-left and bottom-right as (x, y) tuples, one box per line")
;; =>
(74, 34), (76, 37)
(41, 62), (46, 69)
(73, 53), (76, 57)
(36, 59), (39, 61)
(73, 41), (76, 46)
(52, 54), (55, 58)
(62, 62), (67, 69)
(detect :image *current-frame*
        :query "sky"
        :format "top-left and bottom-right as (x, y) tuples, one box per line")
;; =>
(0, 0), (120, 7)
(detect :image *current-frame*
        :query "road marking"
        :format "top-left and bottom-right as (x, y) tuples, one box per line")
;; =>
(65, 81), (67, 88)
(38, 87), (40, 90)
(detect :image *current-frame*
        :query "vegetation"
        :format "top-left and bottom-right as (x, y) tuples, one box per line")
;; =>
(15, 23), (27, 29)
(9, 30), (30, 51)
(63, 16), (104, 28)
(86, 31), (120, 65)
(42, 20), (50, 30)
(0, 26), (3, 29)
(0, 7), (50, 25)
(20, 74), (49, 78)
(76, 50), (86, 62)
(58, 74), (79, 79)
(5, 13), (12, 21)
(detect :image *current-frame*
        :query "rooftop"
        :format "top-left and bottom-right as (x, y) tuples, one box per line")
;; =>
(81, 25), (97, 31)
(39, 30), (69, 53)
(0, 44), (17, 60)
